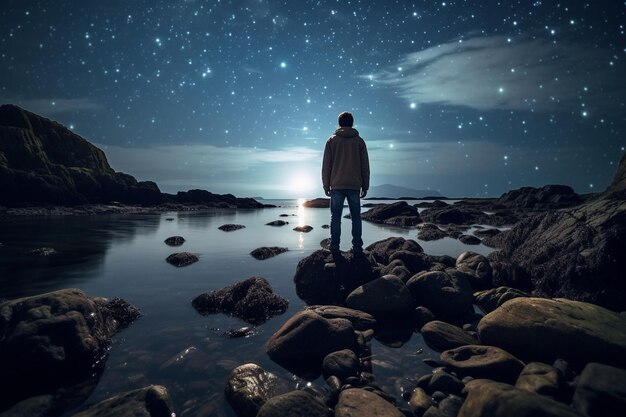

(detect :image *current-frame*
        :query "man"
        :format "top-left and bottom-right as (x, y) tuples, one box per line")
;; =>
(322, 111), (370, 253)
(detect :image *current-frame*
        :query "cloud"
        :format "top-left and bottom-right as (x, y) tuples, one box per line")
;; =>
(367, 35), (624, 112)
(0, 97), (102, 115)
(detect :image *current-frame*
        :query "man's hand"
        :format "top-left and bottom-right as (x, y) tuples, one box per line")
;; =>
(324, 188), (331, 196)
(360, 189), (367, 198)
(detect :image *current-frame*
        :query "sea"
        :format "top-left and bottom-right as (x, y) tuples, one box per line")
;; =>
(0, 199), (500, 416)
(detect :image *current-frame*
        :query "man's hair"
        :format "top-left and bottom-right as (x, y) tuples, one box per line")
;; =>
(338, 111), (354, 127)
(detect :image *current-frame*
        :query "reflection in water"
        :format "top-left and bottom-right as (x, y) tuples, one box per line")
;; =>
(296, 198), (307, 248)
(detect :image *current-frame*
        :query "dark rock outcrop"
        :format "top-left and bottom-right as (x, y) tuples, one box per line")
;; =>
(515, 362), (563, 399)
(361, 201), (421, 226)
(173, 189), (264, 209)
(0, 104), (162, 206)
(250, 247), (288, 260)
(420, 206), (517, 227)
(345, 275), (414, 318)
(0, 289), (140, 411)
(474, 286), (530, 313)
(256, 390), (329, 417)
(218, 224), (246, 232)
(322, 349), (359, 380)
(163, 236), (185, 246)
(573, 362), (626, 417)
(335, 388), (405, 417)
(420, 320), (480, 351)
(497, 184), (581, 210)
(406, 269), (474, 321)
(69, 385), (174, 417)
(302, 198), (330, 208)
(293, 225), (313, 232)
(303, 305), (376, 331)
(440, 345), (525, 384)
(224, 363), (290, 417)
(455, 252), (493, 290)
(192, 276), (288, 325)
(266, 220), (289, 226)
(165, 252), (199, 267)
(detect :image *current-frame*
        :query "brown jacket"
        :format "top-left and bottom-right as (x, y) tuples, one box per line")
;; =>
(322, 127), (370, 191)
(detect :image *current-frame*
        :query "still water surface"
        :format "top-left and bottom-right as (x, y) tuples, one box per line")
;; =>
(0, 199), (497, 416)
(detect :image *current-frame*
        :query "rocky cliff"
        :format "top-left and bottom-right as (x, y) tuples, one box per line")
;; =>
(0, 104), (162, 206)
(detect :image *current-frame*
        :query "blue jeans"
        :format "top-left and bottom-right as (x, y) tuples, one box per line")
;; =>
(330, 189), (363, 251)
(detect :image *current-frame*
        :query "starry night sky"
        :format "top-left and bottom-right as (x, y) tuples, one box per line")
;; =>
(1, 1), (625, 198)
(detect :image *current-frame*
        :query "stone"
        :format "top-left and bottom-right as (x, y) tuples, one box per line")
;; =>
(304, 305), (377, 331)
(224, 363), (291, 417)
(573, 362), (626, 417)
(163, 236), (185, 246)
(266, 310), (358, 373)
(406, 269), (474, 321)
(421, 321), (480, 352)
(424, 395), (463, 417)
(69, 385), (174, 417)
(0, 289), (140, 411)
(192, 276), (288, 325)
(459, 235), (481, 245)
(266, 220), (288, 226)
(440, 345), (525, 384)
(219, 224), (246, 232)
(477, 297), (626, 368)
(455, 252), (493, 290)
(293, 225), (313, 232)
(414, 306), (436, 328)
(346, 275), (414, 318)
(256, 390), (329, 417)
(250, 247), (288, 260)
(409, 387), (432, 416)
(322, 349), (359, 380)
(335, 388), (405, 417)
(473, 228), (501, 239)
(165, 252), (198, 267)
(361, 201), (421, 227)
(473, 286), (530, 313)
(365, 236), (423, 264)
(294, 249), (376, 305)
(459, 379), (583, 417)
(515, 362), (562, 399)
(428, 370), (464, 396)
(417, 223), (449, 241)
(302, 198), (330, 208)
(389, 250), (431, 275)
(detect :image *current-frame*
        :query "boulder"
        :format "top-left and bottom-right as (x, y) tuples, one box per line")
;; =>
(304, 305), (376, 331)
(163, 236), (185, 246)
(256, 390), (329, 417)
(302, 198), (330, 208)
(421, 321), (480, 352)
(473, 228), (501, 239)
(365, 236), (423, 264)
(322, 349), (359, 380)
(335, 388), (405, 417)
(497, 184), (582, 210)
(406, 269), (474, 321)
(477, 297), (626, 368)
(424, 395), (463, 417)
(459, 235), (481, 245)
(515, 362), (563, 399)
(388, 250), (431, 274)
(456, 252), (492, 290)
(573, 362), (626, 417)
(250, 247), (288, 260)
(165, 252), (198, 267)
(459, 379), (584, 417)
(440, 345), (525, 384)
(294, 250), (376, 305)
(218, 224), (246, 232)
(428, 370), (464, 396)
(192, 276), (288, 325)
(409, 387), (432, 415)
(266, 220), (289, 226)
(224, 363), (290, 417)
(361, 201), (422, 226)
(293, 225), (313, 232)
(417, 223), (448, 241)
(346, 275), (414, 318)
(473, 286), (530, 313)
(0, 289), (140, 410)
(69, 385), (174, 417)
(266, 310), (358, 372)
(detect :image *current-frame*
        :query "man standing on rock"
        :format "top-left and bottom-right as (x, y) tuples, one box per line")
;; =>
(322, 111), (370, 253)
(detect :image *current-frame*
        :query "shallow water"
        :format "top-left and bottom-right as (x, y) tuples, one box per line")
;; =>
(0, 199), (498, 416)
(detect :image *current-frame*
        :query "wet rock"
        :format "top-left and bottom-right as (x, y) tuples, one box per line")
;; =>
(414, 306), (436, 328)
(409, 387), (432, 416)
(69, 385), (174, 417)
(266, 220), (289, 226)
(346, 275), (414, 318)
(321, 224), (330, 229)
(165, 252), (198, 267)
(406, 269), (474, 321)
(515, 362), (563, 399)
(0, 289), (140, 411)
(455, 252), (492, 290)
(459, 235), (481, 245)
(163, 236), (185, 246)
(421, 321), (480, 352)
(361, 201), (421, 226)
(335, 388), (405, 417)
(256, 390), (329, 417)
(294, 249), (376, 305)
(424, 394), (463, 417)
(573, 362), (626, 417)
(218, 224), (246, 232)
(293, 225), (313, 232)
(365, 236), (423, 264)
(250, 247), (288, 260)
(23, 247), (56, 256)
(223, 327), (256, 338)
(440, 345), (525, 384)
(497, 184), (581, 210)
(304, 305), (377, 331)
(389, 250), (431, 275)
(477, 297), (626, 368)
(322, 349), (359, 380)
(428, 370), (464, 396)
(192, 276), (288, 325)
(421, 206), (517, 227)
(224, 363), (291, 417)
(459, 379), (583, 417)
(473, 228), (501, 239)
(417, 223), (449, 241)
(302, 198), (330, 208)
(473, 286), (530, 313)
(266, 310), (358, 374)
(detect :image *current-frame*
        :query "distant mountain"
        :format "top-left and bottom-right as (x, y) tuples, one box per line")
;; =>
(367, 184), (443, 199)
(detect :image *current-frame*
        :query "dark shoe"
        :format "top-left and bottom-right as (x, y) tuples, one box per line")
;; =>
(330, 246), (340, 253)
(352, 246), (363, 254)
